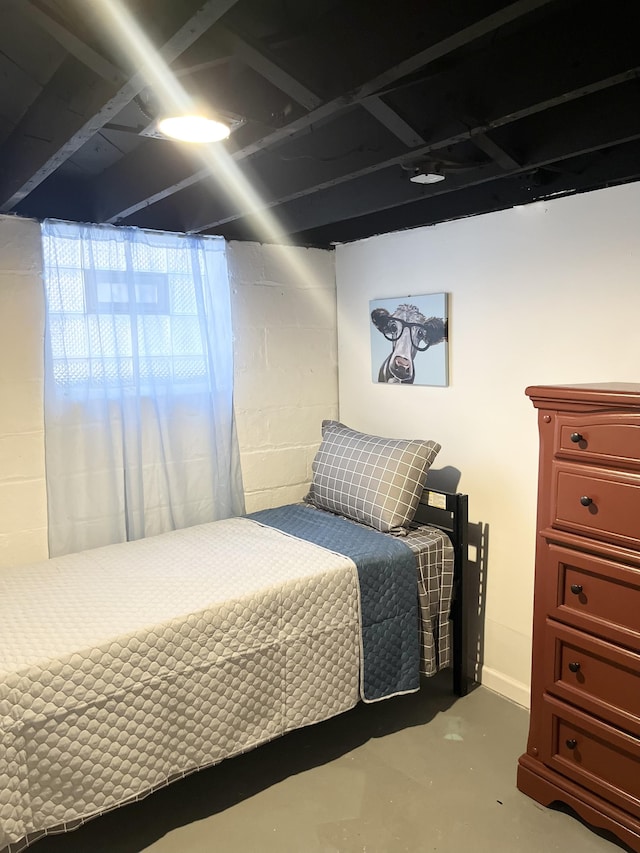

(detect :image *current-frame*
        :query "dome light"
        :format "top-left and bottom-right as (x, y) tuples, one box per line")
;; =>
(409, 170), (445, 184)
(157, 115), (231, 143)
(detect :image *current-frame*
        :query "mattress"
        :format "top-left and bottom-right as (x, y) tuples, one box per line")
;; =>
(0, 510), (453, 852)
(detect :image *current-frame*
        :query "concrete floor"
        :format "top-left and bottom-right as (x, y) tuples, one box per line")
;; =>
(37, 671), (633, 853)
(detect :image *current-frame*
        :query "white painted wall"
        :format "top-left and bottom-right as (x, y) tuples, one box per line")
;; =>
(0, 221), (337, 568)
(335, 181), (640, 707)
(227, 240), (338, 512)
(0, 215), (48, 568)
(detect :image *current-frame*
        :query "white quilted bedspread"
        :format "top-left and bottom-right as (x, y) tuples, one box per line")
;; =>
(0, 518), (361, 851)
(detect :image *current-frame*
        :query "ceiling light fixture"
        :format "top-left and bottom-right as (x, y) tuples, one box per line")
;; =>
(409, 169), (446, 185)
(157, 114), (231, 143)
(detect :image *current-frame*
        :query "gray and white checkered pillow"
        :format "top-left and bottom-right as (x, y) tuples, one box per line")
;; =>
(305, 421), (440, 534)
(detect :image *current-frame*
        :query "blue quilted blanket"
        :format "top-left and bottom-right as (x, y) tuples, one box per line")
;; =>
(246, 504), (420, 702)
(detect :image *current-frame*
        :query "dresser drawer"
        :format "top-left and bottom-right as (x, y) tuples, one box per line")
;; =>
(545, 544), (640, 649)
(555, 412), (640, 472)
(540, 695), (640, 818)
(544, 622), (640, 736)
(552, 463), (640, 550)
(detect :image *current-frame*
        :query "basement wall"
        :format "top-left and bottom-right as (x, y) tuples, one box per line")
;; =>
(227, 240), (338, 512)
(0, 215), (48, 567)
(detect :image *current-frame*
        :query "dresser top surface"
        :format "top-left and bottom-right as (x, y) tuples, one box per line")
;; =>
(526, 383), (640, 409)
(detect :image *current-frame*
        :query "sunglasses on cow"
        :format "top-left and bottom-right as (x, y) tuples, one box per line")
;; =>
(381, 317), (434, 351)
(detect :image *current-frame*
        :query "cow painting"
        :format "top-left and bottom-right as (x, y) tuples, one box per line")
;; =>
(371, 303), (447, 384)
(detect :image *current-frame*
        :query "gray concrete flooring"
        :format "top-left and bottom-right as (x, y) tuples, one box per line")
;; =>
(38, 672), (633, 853)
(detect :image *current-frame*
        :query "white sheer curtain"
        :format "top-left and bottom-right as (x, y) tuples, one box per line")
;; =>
(42, 219), (245, 557)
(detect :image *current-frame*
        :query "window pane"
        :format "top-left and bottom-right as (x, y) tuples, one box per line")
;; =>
(97, 281), (129, 304)
(90, 358), (134, 385)
(49, 316), (89, 359)
(166, 247), (190, 275)
(44, 236), (82, 269)
(42, 225), (227, 392)
(83, 239), (126, 271)
(137, 315), (171, 357)
(135, 283), (159, 304)
(131, 241), (166, 272)
(139, 356), (171, 381)
(170, 276), (198, 314)
(171, 316), (204, 356)
(45, 268), (86, 313)
(89, 315), (132, 357)
(173, 356), (207, 381)
(53, 358), (90, 386)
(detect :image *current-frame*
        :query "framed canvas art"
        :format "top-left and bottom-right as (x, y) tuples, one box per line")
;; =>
(370, 292), (448, 386)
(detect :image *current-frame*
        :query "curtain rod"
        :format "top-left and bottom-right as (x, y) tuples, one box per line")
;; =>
(40, 217), (225, 243)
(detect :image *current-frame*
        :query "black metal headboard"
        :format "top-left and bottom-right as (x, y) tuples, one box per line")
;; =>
(414, 488), (470, 697)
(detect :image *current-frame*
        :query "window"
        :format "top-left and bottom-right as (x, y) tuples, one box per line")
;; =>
(41, 219), (244, 557)
(42, 222), (228, 393)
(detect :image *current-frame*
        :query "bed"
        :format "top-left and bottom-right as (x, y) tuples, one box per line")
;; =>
(0, 422), (470, 853)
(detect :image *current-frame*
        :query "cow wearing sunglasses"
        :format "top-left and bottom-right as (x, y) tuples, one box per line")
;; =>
(371, 303), (447, 384)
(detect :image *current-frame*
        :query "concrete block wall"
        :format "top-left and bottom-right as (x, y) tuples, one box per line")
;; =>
(227, 241), (338, 513)
(0, 215), (48, 568)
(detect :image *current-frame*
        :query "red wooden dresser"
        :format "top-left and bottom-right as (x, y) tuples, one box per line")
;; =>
(518, 383), (640, 852)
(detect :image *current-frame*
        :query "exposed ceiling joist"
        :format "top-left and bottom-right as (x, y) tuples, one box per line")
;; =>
(361, 97), (426, 147)
(471, 133), (521, 169)
(218, 25), (322, 110)
(351, 0), (556, 100)
(0, 0), (241, 212)
(152, 42), (640, 235)
(94, 0), (553, 224)
(5, 0), (640, 246)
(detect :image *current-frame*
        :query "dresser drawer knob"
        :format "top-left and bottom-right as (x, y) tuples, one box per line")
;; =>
(570, 432), (584, 443)
(580, 495), (593, 507)
(570, 583), (583, 595)
(566, 738), (578, 750)
(568, 662), (581, 673)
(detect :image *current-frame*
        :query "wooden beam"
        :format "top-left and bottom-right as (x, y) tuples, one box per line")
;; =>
(95, 0), (555, 223)
(352, 0), (557, 100)
(218, 24), (322, 111)
(471, 133), (521, 169)
(362, 97), (425, 147)
(0, 0), (242, 212)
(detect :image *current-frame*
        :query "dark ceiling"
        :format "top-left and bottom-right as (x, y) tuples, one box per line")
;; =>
(2, 0), (640, 248)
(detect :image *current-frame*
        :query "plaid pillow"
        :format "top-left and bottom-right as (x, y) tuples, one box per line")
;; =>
(305, 421), (440, 533)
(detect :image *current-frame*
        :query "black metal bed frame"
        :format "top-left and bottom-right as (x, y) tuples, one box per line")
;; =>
(414, 488), (471, 697)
